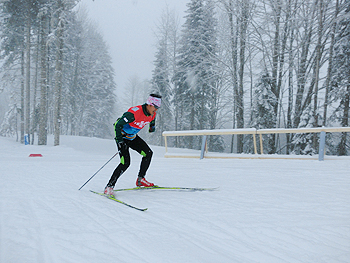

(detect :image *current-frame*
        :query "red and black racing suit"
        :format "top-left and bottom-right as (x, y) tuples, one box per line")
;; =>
(107, 104), (156, 188)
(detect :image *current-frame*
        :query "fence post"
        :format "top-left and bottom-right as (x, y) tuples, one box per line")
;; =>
(253, 134), (257, 154)
(164, 135), (168, 153)
(200, 135), (207, 159)
(318, 131), (326, 161)
(259, 134), (264, 154)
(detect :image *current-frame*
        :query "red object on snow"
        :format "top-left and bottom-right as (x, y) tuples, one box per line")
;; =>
(29, 154), (43, 157)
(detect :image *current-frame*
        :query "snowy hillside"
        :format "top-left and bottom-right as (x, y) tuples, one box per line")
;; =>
(0, 135), (349, 263)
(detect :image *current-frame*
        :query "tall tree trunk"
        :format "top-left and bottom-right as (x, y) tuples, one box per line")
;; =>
(271, 0), (281, 110)
(25, 3), (31, 144)
(338, 85), (350, 155)
(293, 1), (316, 128)
(237, 0), (249, 153)
(270, 0), (282, 153)
(227, 0), (238, 153)
(275, 0), (291, 153)
(54, 1), (64, 146)
(31, 31), (40, 145)
(323, 0), (339, 126)
(38, 10), (48, 145)
(312, 0), (324, 149)
(286, 1), (296, 153)
(21, 51), (25, 144)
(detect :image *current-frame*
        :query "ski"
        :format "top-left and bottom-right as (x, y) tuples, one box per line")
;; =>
(90, 190), (148, 211)
(114, 186), (218, 192)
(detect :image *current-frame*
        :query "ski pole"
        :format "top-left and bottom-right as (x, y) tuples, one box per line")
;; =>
(78, 152), (118, 190)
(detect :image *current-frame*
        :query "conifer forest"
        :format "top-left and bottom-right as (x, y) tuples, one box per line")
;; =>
(0, 0), (349, 156)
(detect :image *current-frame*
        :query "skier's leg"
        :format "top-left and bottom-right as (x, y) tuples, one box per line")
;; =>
(129, 135), (153, 178)
(106, 142), (131, 187)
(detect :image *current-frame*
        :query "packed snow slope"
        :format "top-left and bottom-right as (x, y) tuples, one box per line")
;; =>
(0, 135), (349, 263)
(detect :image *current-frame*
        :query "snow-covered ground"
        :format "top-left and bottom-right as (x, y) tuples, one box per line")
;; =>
(0, 135), (349, 263)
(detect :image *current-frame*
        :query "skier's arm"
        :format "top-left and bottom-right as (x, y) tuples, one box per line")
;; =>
(114, 112), (135, 142)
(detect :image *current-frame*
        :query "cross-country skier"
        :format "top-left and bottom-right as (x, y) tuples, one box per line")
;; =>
(104, 94), (162, 195)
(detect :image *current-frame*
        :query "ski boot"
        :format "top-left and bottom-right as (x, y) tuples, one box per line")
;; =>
(136, 177), (154, 187)
(104, 186), (114, 196)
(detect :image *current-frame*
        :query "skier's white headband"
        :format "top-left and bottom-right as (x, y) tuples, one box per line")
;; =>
(147, 95), (161, 109)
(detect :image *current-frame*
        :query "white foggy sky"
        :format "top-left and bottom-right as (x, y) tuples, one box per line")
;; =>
(77, 0), (189, 92)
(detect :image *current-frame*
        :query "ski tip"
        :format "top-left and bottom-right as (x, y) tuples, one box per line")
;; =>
(90, 190), (148, 211)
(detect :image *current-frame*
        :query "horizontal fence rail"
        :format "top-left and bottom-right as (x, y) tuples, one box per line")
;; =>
(162, 127), (350, 161)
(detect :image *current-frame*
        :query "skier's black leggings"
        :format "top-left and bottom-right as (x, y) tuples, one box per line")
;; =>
(107, 135), (153, 187)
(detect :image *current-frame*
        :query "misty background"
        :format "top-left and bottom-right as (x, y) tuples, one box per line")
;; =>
(78, 0), (188, 93)
(0, 0), (349, 156)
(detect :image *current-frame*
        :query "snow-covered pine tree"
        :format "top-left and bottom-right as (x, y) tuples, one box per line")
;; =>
(0, 0), (27, 141)
(58, 7), (116, 139)
(174, 0), (221, 150)
(204, 0), (224, 152)
(73, 22), (116, 138)
(250, 72), (277, 154)
(1, 1), (115, 143)
(292, 105), (317, 155)
(151, 37), (171, 145)
(149, 7), (181, 147)
(59, 6), (85, 137)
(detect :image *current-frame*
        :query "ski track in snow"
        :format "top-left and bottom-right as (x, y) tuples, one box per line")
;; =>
(0, 135), (349, 263)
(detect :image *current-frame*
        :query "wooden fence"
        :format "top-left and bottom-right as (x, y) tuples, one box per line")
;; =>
(162, 127), (350, 161)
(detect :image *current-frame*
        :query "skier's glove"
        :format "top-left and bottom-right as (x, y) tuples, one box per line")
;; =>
(149, 120), (155, 133)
